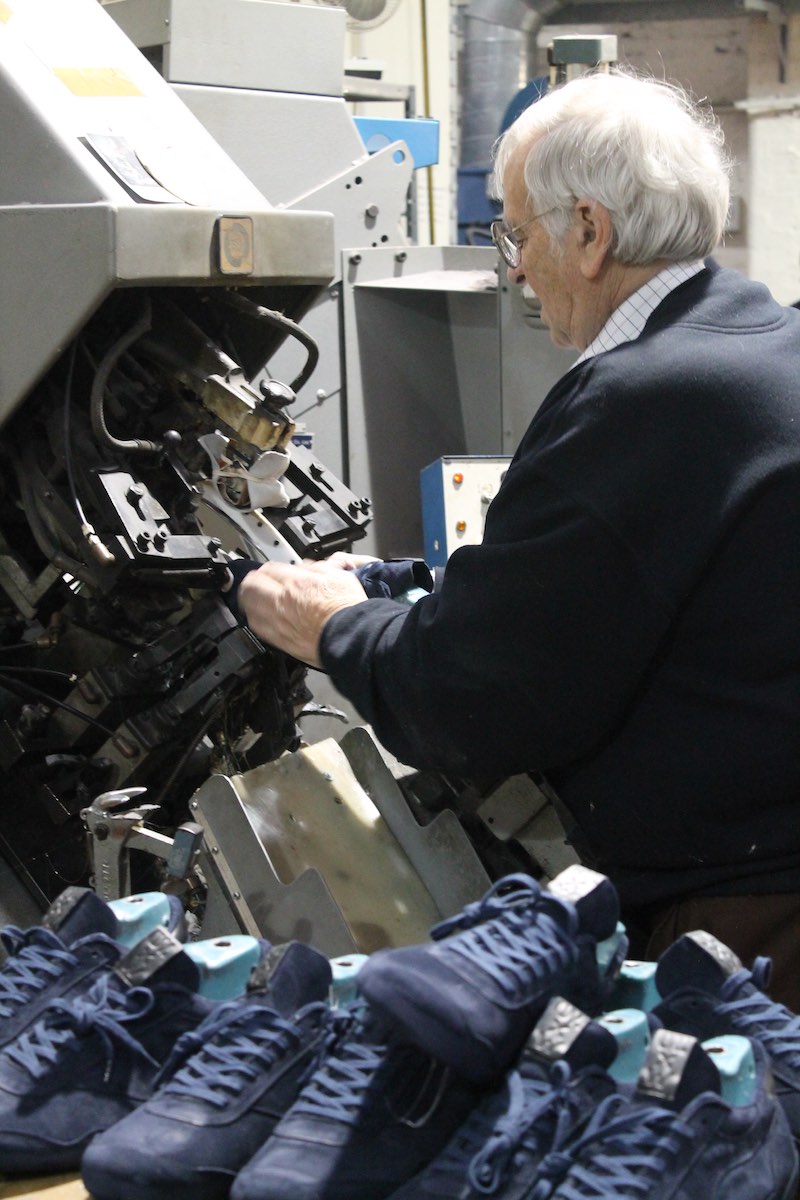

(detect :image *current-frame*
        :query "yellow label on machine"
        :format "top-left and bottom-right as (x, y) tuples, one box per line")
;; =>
(0, 3), (13, 23)
(52, 66), (142, 97)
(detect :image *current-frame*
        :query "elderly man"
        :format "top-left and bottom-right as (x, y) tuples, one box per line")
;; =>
(239, 70), (800, 1008)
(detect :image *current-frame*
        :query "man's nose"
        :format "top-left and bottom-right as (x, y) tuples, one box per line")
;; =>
(507, 263), (526, 286)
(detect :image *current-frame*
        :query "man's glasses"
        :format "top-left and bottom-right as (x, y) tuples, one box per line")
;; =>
(490, 209), (554, 269)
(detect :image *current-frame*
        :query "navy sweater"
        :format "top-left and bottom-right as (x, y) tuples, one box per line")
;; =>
(321, 262), (800, 906)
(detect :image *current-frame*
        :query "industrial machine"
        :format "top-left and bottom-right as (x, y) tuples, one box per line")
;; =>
(0, 0), (373, 909)
(0, 0), (581, 957)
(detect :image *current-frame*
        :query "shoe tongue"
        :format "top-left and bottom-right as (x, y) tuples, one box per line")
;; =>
(112, 927), (200, 991)
(246, 941), (332, 1016)
(656, 931), (743, 997)
(528, 996), (617, 1072)
(546, 865), (619, 940)
(636, 1028), (720, 1110)
(41, 887), (119, 944)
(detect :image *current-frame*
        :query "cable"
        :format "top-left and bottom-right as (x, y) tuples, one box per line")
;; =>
(61, 341), (116, 568)
(90, 299), (161, 456)
(217, 290), (320, 393)
(0, 671), (118, 737)
(0, 665), (77, 683)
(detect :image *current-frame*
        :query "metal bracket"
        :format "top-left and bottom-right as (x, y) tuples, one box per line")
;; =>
(81, 786), (201, 902)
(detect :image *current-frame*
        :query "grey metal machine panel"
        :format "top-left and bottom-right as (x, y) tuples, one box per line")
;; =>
(342, 245), (502, 558)
(176, 86), (367, 207)
(190, 729), (490, 955)
(104, 0), (348, 96)
(0, 0), (336, 419)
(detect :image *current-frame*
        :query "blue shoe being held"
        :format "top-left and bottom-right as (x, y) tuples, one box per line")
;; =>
(653, 930), (800, 1141)
(80, 940), (334, 1200)
(356, 866), (626, 1085)
(527, 1026), (799, 1199)
(230, 1003), (484, 1200)
(0, 886), (186, 1053)
(0, 926), (219, 1174)
(387, 996), (621, 1200)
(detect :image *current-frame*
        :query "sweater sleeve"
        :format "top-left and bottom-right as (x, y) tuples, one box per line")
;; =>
(320, 461), (674, 780)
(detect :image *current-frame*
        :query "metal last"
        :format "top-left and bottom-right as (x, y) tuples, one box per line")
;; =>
(82, 727), (494, 957)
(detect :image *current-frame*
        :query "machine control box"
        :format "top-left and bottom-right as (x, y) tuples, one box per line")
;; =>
(420, 455), (511, 566)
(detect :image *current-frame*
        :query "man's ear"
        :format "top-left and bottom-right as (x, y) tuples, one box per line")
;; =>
(574, 198), (613, 279)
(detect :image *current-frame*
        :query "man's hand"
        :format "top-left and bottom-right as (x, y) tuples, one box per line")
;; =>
(238, 561), (368, 668)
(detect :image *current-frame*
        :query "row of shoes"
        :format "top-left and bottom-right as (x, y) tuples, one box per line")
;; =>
(0, 865), (797, 1198)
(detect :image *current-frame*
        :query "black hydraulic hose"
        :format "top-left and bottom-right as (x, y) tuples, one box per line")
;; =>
(218, 289), (320, 393)
(0, 671), (117, 737)
(90, 301), (162, 455)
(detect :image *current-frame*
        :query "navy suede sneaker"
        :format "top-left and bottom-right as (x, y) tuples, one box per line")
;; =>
(0, 886), (186, 1053)
(356, 866), (626, 1085)
(530, 1027), (799, 1199)
(80, 941), (334, 1200)
(230, 1004), (483, 1200)
(0, 927), (218, 1173)
(388, 997), (620, 1200)
(653, 930), (800, 1141)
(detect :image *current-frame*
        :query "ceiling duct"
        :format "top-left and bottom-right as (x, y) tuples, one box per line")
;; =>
(460, 0), (564, 167)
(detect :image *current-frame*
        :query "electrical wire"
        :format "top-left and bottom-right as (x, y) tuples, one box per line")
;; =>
(0, 671), (118, 737)
(0, 665), (77, 683)
(90, 299), (161, 455)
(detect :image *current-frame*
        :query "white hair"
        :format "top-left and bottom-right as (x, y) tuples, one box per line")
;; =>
(492, 70), (731, 265)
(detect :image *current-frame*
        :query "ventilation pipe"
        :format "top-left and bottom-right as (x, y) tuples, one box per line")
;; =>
(459, 0), (565, 168)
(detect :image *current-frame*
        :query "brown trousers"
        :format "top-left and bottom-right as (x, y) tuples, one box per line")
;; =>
(623, 892), (800, 1013)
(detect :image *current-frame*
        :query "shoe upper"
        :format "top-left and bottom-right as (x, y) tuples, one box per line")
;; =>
(653, 931), (800, 1138)
(388, 1003), (620, 1200)
(0, 886), (185, 1052)
(531, 1028), (798, 1200)
(231, 1004), (482, 1200)
(356, 870), (627, 1086)
(0, 928), (217, 1171)
(80, 940), (335, 1200)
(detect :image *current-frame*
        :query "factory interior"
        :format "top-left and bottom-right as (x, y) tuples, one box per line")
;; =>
(2, 0), (800, 1196)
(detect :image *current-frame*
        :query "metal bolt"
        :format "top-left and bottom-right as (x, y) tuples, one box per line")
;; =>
(395, 251), (407, 263)
(365, 204), (379, 218)
(349, 254), (362, 266)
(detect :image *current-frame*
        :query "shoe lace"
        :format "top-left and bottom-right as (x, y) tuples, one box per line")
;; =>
(0, 927), (79, 1018)
(289, 1009), (386, 1126)
(6, 974), (159, 1082)
(431, 875), (541, 941)
(289, 1009), (448, 1129)
(158, 1000), (327, 1108)
(445, 899), (577, 1002)
(528, 1094), (693, 1199)
(468, 1060), (582, 1195)
(717, 959), (800, 1068)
